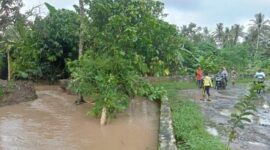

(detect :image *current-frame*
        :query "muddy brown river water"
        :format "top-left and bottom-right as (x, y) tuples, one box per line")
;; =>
(0, 85), (159, 150)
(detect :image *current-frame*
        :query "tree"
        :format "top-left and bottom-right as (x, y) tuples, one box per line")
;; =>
(231, 24), (244, 45)
(0, 27), (20, 80)
(249, 13), (270, 56)
(69, 0), (179, 125)
(0, 0), (22, 80)
(78, 0), (85, 58)
(223, 27), (232, 47)
(0, 0), (22, 32)
(217, 44), (249, 70)
(75, 0), (87, 110)
(9, 13), (41, 80)
(214, 23), (225, 48)
(31, 4), (80, 81)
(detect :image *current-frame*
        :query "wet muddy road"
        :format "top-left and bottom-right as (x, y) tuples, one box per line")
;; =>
(180, 83), (270, 150)
(0, 85), (159, 150)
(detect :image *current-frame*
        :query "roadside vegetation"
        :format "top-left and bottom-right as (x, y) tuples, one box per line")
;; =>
(156, 80), (227, 150)
(0, 0), (270, 141)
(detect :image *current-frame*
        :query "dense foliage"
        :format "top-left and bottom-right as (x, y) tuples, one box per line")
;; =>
(69, 0), (173, 117)
(31, 8), (80, 81)
(1, 0), (270, 123)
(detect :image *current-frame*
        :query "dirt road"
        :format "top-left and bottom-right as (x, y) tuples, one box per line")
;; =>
(180, 83), (270, 150)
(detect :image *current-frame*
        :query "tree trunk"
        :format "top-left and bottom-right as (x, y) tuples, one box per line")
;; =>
(256, 35), (260, 50)
(255, 28), (261, 54)
(7, 51), (11, 81)
(233, 32), (239, 45)
(79, 0), (85, 58)
(76, 0), (86, 104)
(100, 107), (107, 125)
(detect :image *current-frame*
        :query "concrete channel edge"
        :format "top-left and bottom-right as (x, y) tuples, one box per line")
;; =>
(159, 96), (177, 150)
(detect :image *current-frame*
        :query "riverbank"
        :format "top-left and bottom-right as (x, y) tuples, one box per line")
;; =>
(0, 80), (37, 107)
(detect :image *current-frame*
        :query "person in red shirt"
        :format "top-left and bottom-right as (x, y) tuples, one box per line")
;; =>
(195, 66), (203, 88)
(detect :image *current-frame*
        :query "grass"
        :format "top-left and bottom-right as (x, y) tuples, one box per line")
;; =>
(237, 77), (254, 84)
(156, 80), (227, 150)
(153, 80), (197, 90)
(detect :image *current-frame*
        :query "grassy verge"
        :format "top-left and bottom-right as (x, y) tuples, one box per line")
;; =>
(156, 80), (227, 150)
(237, 77), (254, 84)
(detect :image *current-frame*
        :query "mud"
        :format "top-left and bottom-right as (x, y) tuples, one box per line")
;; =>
(0, 85), (159, 150)
(180, 83), (270, 150)
(0, 80), (37, 107)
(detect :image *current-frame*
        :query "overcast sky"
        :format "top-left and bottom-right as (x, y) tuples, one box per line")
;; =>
(22, 0), (270, 31)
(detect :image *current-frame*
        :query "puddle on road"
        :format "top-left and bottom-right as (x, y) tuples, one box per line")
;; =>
(206, 127), (218, 136)
(248, 141), (268, 147)
(257, 111), (270, 126)
(219, 109), (232, 117)
(0, 85), (159, 150)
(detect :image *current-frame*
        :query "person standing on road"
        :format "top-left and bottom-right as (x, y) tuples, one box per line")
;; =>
(195, 66), (203, 88)
(231, 68), (237, 86)
(202, 72), (213, 101)
(221, 67), (229, 84)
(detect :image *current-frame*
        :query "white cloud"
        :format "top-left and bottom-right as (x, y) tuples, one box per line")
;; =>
(164, 8), (203, 28)
(22, 0), (77, 13)
(21, 0), (270, 32)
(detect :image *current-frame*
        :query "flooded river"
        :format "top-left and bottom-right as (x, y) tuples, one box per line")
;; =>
(0, 85), (159, 150)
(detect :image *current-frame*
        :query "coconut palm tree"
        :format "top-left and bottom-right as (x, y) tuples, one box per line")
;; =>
(214, 23), (224, 48)
(223, 27), (231, 47)
(249, 13), (270, 50)
(231, 24), (244, 45)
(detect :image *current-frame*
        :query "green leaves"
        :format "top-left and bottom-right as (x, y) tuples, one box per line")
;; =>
(29, 8), (80, 80)
(69, 51), (136, 116)
(45, 2), (57, 14)
(85, 0), (185, 76)
(227, 83), (258, 148)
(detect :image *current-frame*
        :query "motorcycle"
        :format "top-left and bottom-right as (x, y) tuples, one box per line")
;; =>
(215, 74), (226, 90)
(254, 78), (265, 94)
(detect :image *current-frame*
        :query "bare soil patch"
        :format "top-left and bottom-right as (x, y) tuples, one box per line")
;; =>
(0, 80), (37, 107)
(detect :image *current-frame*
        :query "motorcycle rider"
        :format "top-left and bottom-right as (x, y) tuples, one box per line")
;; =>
(255, 69), (266, 83)
(254, 69), (266, 93)
(215, 69), (226, 89)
